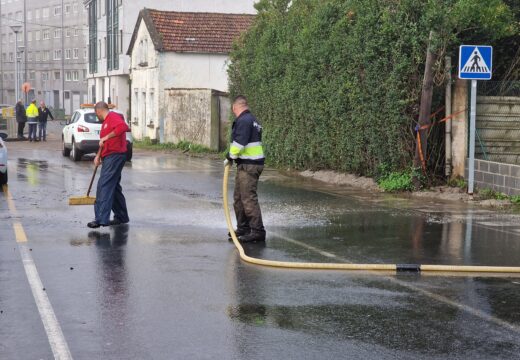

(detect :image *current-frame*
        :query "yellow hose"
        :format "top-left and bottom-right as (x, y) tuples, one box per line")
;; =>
(223, 163), (520, 274)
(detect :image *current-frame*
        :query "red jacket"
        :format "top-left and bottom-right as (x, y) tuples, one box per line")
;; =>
(100, 112), (129, 158)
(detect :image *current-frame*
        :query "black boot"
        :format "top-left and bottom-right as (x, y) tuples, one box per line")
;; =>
(228, 228), (250, 241)
(238, 231), (266, 243)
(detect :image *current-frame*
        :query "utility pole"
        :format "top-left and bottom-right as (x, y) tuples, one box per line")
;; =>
(61, 0), (65, 112)
(414, 31), (437, 185)
(0, 1), (3, 104)
(23, 0), (27, 102)
(10, 25), (22, 104)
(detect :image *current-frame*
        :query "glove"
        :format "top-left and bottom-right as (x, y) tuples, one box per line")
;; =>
(224, 154), (233, 167)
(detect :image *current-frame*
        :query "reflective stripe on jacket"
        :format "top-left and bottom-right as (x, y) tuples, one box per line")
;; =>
(26, 104), (39, 119)
(229, 110), (265, 165)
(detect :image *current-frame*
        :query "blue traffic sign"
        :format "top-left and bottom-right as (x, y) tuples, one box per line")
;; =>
(458, 45), (493, 80)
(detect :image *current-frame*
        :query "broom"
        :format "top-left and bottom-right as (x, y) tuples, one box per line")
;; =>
(69, 147), (102, 206)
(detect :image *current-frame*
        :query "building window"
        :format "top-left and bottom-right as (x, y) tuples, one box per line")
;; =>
(73, 3), (78, 13)
(53, 49), (61, 60)
(43, 51), (50, 61)
(74, 28), (80, 37)
(18, 32), (23, 42)
(27, 10), (32, 20)
(35, 52), (41, 62)
(35, 31), (41, 41)
(35, 9), (40, 19)
(88, 0), (98, 73)
(54, 71), (60, 80)
(65, 4), (71, 14)
(9, 52), (13, 62)
(54, 6), (61, 16)
(65, 49), (72, 59)
(54, 29), (61, 39)
(28, 51), (33, 61)
(119, 30), (123, 54)
(42, 72), (49, 81)
(27, 31), (32, 42)
(65, 28), (71, 37)
(43, 29), (50, 40)
(42, 7), (49, 18)
(73, 71), (79, 81)
(65, 71), (72, 81)
(8, 33), (13, 43)
(29, 71), (35, 80)
(73, 48), (79, 59)
(106, 0), (120, 70)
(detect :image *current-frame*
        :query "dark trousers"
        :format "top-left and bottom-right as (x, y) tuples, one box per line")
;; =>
(38, 121), (47, 141)
(17, 121), (26, 138)
(28, 123), (38, 141)
(233, 163), (265, 235)
(94, 153), (129, 225)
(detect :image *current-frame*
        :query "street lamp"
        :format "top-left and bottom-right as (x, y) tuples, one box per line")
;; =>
(10, 25), (22, 104)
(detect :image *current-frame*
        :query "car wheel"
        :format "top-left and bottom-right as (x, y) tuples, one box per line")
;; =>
(62, 137), (71, 157)
(71, 138), (83, 162)
(126, 142), (133, 162)
(0, 170), (7, 185)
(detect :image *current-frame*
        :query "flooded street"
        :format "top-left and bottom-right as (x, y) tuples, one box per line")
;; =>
(2, 124), (520, 359)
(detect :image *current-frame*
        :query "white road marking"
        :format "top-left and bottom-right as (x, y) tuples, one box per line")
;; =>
(3, 185), (73, 359)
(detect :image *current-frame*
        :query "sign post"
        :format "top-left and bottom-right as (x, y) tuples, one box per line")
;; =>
(458, 45), (493, 195)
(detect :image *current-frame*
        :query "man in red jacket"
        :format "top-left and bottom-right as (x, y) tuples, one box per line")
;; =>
(87, 102), (130, 228)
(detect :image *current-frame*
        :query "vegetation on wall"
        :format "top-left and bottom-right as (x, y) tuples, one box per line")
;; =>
(228, 0), (518, 176)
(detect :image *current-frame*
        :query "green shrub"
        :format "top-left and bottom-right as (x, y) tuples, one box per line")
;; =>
(478, 188), (508, 200)
(229, 0), (516, 175)
(510, 195), (520, 204)
(378, 171), (414, 192)
(447, 177), (467, 189)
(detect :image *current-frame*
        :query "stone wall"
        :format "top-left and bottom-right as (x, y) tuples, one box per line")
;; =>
(466, 158), (520, 195)
(163, 88), (229, 151)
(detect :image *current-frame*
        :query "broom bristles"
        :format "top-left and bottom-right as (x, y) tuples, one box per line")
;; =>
(69, 196), (96, 206)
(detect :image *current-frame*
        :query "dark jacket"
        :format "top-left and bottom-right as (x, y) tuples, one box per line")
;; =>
(230, 110), (265, 165)
(38, 107), (54, 123)
(15, 102), (27, 123)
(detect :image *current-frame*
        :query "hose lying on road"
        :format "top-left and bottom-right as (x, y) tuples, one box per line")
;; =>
(223, 163), (520, 274)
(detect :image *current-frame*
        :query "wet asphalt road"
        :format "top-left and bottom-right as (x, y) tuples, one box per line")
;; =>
(2, 124), (520, 359)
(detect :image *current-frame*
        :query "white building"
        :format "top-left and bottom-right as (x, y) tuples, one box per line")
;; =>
(1, 0), (88, 114)
(127, 9), (254, 142)
(84, 0), (257, 119)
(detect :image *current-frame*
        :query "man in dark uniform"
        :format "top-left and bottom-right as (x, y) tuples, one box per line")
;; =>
(226, 95), (266, 243)
(15, 99), (27, 140)
(37, 101), (54, 141)
(87, 102), (130, 228)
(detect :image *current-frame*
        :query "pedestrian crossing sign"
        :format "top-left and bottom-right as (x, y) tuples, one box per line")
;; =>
(458, 45), (493, 80)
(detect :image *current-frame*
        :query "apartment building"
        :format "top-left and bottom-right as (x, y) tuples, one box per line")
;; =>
(0, 0), (88, 114)
(84, 0), (257, 119)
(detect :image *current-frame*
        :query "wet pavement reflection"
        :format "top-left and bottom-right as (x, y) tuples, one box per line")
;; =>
(2, 140), (520, 359)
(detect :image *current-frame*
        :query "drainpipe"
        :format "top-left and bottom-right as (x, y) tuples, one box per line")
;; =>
(445, 56), (452, 177)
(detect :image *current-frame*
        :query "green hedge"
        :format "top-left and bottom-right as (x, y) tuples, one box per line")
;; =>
(229, 0), (516, 176)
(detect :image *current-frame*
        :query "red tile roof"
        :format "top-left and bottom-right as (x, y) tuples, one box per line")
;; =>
(133, 9), (255, 54)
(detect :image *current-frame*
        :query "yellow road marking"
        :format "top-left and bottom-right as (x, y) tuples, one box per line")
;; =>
(3, 184), (19, 216)
(13, 222), (28, 243)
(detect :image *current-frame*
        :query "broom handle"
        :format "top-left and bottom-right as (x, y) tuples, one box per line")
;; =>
(86, 147), (103, 197)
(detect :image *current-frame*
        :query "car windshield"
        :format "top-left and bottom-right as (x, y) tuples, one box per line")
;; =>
(84, 113), (102, 124)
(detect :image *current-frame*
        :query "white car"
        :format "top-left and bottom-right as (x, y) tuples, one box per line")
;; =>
(0, 132), (7, 185)
(62, 107), (133, 162)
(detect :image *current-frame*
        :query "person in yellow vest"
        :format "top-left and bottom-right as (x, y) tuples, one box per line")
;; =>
(26, 100), (39, 142)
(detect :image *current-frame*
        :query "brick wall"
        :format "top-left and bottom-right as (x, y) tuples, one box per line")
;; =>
(465, 159), (520, 195)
